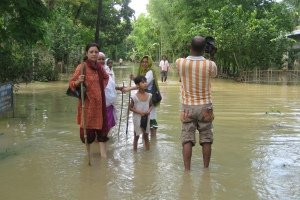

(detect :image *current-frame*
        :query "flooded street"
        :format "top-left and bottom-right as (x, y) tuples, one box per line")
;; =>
(0, 65), (300, 200)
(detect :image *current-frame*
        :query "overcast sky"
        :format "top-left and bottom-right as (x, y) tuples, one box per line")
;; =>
(128, 0), (284, 17)
(129, 0), (149, 17)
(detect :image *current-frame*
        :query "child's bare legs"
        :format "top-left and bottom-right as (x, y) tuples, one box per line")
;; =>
(150, 128), (157, 136)
(143, 132), (150, 150)
(133, 132), (139, 151)
(150, 119), (158, 136)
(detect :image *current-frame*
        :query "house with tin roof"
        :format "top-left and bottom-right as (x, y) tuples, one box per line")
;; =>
(287, 29), (300, 69)
(288, 29), (300, 50)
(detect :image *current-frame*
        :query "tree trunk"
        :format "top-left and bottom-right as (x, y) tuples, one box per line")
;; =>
(95, 0), (103, 45)
(47, 0), (55, 10)
(74, 3), (83, 21)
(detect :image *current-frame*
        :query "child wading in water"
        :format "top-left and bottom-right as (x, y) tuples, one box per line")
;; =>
(130, 76), (153, 151)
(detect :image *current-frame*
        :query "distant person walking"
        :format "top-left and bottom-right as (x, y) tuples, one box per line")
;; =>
(159, 55), (170, 82)
(176, 36), (217, 171)
(119, 58), (123, 66)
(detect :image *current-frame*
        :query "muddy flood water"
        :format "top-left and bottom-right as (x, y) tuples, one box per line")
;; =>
(0, 65), (299, 200)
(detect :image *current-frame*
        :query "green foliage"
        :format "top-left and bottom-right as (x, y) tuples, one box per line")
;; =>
(34, 63), (59, 82)
(127, 15), (160, 61)
(45, 5), (93, 66)
(0, 0), (49, 45)
(0, 0), (134, 84)
(0, 0), (49, 84)
(43, 0), (134, 64)
(75, 0), (134, 58)
(283, 0), (300, 26)
(1, 0), (297, 84)
(32, 44), (59, 82)
(0, 47), (29, 83)
(139, 0), (296, 75)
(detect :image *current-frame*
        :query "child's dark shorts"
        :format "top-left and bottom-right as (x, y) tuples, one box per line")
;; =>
(80, 128), (109, 144)
(181, 104), (214, 146)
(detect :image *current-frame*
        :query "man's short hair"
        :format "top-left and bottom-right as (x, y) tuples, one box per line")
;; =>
(191, 36), (206, 53)
(134, 76), (147, 85)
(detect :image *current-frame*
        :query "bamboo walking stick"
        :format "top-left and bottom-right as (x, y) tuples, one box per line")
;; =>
(117, 82), (125, 139)
(125, 78), (132, 136)
(80, 63), (91, 166)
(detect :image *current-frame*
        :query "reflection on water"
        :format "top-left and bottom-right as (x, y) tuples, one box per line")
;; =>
(0, 65), (299, 200)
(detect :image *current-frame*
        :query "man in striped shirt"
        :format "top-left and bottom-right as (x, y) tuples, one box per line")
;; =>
(176, 36), (217, 171)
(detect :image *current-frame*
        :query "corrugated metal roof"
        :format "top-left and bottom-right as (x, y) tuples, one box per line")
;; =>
(287, 29), (300, 37)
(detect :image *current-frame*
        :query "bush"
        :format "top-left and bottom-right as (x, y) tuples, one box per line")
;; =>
(34, 63), (59, 82)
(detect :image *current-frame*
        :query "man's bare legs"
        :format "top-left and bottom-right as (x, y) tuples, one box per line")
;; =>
(183, 142), (212, 170)
(202, 142), (211, 168)
(182, 142), (193, 171)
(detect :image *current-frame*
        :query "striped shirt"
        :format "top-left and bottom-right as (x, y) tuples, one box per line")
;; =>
(176, 56), (217, 105)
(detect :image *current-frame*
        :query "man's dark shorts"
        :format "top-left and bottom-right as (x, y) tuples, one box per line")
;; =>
(181, 104), (214, 146)
(161, 70), (168, 78)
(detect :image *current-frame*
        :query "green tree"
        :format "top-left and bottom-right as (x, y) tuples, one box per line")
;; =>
(127, 14), (159, 62)
(75, 0), (134, 59)
(45, 4), (93, 72)
(0, 0), (49, 83)
(283, 0), (300, 26)
(144, 0), (295, 75)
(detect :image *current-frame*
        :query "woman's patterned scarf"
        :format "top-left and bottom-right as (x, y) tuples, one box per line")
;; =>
(138, 55), (160, 105)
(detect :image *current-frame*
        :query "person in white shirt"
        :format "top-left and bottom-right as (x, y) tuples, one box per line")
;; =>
(97, 53), (123, 157)
(105, 58), (115, 81)
(159, 55), (170, 82)
(119, 58), (123, 66)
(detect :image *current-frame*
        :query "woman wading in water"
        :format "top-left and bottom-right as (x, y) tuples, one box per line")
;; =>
(69, 43), (109, 159)
(123, 55), (160, 136)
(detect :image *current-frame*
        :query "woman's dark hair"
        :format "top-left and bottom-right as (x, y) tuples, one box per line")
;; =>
(83, 42), (99, 61)
(85, 42), (100, 52)
(134, 75), (147, 85)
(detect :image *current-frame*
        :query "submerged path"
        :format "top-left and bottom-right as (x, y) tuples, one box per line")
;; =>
(0, 67), (300, 199)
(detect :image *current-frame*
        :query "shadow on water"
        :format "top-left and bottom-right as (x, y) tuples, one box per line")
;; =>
(0, 65), (300, 199)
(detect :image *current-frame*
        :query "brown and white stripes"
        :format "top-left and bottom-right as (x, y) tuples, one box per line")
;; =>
(176, 56), (217, 105)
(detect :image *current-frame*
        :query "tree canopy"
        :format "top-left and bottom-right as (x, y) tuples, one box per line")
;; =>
(0, 0), (299, 83)
(128, 0), (298, 76)
(0, 0), (134, 83)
